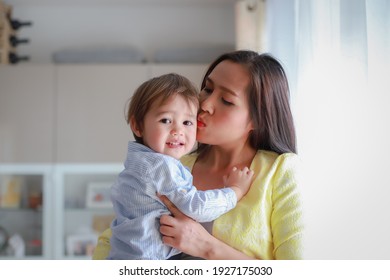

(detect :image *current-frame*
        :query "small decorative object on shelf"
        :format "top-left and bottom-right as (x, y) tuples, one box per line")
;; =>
(66, 233), (97, 257)
(85, 182), (112, 209)
(0, 176), (22, 208)
(28, 190), (42, 210)
(8, 233), (25, 258)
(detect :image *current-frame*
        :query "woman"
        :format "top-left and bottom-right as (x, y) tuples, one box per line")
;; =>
(93, 50), (304, 260)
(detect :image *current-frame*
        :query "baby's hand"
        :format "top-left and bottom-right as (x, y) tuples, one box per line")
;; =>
(223, 167), (254, 201)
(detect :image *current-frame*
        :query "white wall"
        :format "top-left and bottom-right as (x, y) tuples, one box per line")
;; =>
(7, 0), (236, 63)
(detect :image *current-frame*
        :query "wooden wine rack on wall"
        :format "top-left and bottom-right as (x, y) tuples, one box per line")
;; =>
(0, 0), (31, 64)
(0, 0), (12, 64)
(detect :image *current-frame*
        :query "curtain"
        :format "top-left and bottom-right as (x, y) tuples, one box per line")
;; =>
(265, 0), (390, 259)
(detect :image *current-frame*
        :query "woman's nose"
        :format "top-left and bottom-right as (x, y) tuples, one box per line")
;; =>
(200, 95), (214, 114)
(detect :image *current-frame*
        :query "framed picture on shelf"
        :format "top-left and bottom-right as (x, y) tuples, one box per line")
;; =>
(85, 182), (112, 208)
(66, 233), (98, 257)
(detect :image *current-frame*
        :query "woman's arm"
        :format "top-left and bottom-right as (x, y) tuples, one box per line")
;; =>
(159, 195), (257, 260)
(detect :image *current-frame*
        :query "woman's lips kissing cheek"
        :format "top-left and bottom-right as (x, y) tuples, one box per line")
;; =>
(197, 120), (206, 128)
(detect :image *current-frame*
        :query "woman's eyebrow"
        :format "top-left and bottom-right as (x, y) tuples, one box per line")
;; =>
(206, 77), (238, 97)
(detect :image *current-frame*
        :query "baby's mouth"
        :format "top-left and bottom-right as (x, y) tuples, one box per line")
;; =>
(166, 142), (184, 147)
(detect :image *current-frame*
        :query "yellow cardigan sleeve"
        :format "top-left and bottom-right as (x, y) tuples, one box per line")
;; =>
(271, 154), (304, 259)
(92, 228), (112, 260)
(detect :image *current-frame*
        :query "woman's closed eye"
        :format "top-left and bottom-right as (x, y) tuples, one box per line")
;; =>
(202, 86), (234, 106)
(221, 98), (234, 106)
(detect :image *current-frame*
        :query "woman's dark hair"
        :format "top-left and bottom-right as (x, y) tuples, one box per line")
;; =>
(198, 50), (296, 154)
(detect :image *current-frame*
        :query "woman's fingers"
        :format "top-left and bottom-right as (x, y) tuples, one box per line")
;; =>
(158, 194), (198, 250)
(160, 213), (175, 226)
(157, 194), (183, 218)
(161, 235), (175, 247)
(160, 215), (179, 247)
(160, 215), (173, 236)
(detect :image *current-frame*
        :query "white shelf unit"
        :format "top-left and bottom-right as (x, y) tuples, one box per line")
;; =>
(52, 164), (122, 259)
(0, 164), (53, 259)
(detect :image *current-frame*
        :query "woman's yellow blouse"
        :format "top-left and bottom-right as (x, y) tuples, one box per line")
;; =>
(92, 150), (304, 260)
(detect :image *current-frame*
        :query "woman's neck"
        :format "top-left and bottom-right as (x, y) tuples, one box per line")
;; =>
(192, 142), (256, 190)
(198, 142), (257, 172)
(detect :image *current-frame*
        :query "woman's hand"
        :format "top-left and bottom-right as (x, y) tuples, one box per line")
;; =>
(159, 194), (214, 259)
(159, 194), (256, 259)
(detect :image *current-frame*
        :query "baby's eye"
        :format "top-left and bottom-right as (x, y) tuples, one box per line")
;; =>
(183, 120), (193, 126)
(160, 118), (172, 124)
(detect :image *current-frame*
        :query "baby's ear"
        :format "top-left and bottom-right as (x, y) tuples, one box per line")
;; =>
(129, 116), (142, 137)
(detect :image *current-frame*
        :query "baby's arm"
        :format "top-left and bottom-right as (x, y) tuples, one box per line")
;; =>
(159, 167), (253, 223)
(223, 166), (254, 201)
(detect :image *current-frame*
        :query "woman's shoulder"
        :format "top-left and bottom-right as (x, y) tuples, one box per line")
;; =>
(255, 150), (297, 166)
(252, 150), (298, 179)
(180, 153), (198, 170)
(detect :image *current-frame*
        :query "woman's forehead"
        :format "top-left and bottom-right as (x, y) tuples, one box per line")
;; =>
(208, 60), (250, 95)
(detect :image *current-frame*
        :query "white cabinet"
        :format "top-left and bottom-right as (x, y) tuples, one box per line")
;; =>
(0, 165), (53, 259)
(0, 66), (55, 163)
(53, 164), (122, 259)
(1, 163), (123, 259)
